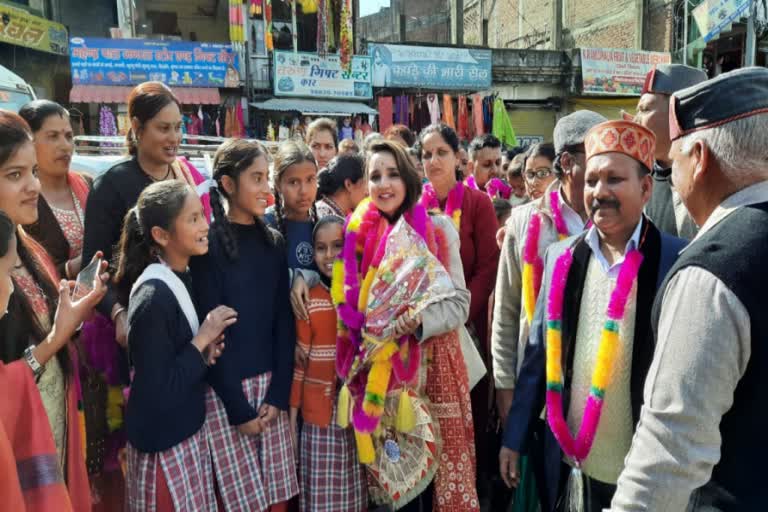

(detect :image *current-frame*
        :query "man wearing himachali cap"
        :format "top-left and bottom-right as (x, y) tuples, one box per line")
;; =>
(635, 64), (707, 239)
(499, 120), (686, 511)
(610, 67), (768, 511)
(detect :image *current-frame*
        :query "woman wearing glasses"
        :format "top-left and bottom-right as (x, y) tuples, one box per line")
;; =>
(522, 143), (557, 200)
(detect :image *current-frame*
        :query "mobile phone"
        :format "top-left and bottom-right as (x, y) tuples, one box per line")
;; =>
(71, 257), (102, 301)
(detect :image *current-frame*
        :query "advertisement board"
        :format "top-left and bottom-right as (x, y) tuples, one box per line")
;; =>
(273, 51), (372, 99)
(70, 38), (240, 87)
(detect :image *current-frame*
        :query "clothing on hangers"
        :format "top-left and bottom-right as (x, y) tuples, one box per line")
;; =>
(442, 94), (455, 130)
(492, 97), (517, 147)
(457, 95), (470, 141)
(378, 97), (393, 133)
(427, 94), (441, 125)
(472, 94), (484, 136)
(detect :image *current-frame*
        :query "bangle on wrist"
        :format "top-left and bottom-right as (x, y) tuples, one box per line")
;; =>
(111, 306), (126, 322)
(64, 260), (72, 279)
(24, 345), (45, 379)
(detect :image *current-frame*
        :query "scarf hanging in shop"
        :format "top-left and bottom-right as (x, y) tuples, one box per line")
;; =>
(442, 94), (455, 129)
(427, 94), (441, 125)
(457, 95), (469, 141)
(378, 97), (393, 133)
(472, 94), (484, 135)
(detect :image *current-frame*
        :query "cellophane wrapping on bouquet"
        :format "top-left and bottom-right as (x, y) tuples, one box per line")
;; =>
(359, 217), (456, 368)
(355, 218), (455, 509)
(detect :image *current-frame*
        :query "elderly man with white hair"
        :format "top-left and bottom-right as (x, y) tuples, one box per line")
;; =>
(609, 67), (768, 511)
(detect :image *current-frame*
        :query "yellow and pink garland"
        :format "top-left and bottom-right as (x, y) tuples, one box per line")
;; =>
(332, 198), (447, 463)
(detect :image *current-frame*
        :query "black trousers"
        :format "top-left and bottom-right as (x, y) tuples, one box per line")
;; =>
(555, 463), (616, 512)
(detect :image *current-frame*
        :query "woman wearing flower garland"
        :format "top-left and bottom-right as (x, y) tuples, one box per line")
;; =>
(419, 123), (499, 492)
(335, 140), (478, 512)
(499, 120), (686, 512)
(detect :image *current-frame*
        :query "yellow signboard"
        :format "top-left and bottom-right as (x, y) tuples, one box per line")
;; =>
(0, 3), (68, 55)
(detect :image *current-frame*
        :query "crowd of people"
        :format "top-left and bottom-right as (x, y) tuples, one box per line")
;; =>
(0, 63), (764, 512)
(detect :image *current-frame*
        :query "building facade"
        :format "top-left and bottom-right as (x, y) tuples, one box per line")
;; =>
(357, 0), (451, 46)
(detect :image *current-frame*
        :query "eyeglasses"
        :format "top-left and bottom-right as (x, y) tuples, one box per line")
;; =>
(524, 168), (553, 181)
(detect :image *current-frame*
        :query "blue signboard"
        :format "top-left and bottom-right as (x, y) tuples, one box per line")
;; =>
(693, 0), (751, 43)
(69, 38), (240, 87)
(369, 44), (492, 90)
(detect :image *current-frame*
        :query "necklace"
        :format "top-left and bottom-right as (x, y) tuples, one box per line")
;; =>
(419, 180), (463, 230)
(147, 165), (172, 182)
(521, 189), (572, 325)
(544, 243), (643, 465)
(464, 174), (479, 191)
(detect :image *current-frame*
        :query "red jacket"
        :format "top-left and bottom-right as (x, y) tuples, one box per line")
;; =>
(454, 187), (500, 351)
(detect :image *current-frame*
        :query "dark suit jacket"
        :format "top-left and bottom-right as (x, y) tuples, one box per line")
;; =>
(502, 218), (686, 511)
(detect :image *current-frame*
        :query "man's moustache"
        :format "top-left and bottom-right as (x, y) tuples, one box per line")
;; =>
(591, 199), (621, 211)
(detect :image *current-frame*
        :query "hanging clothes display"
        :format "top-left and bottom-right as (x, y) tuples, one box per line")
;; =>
(492, 97), (518, 147)
(457, 96), (470, 141)
(99, 106), (117, 137)
(427, 94), (441, 125)
(482, 96), (492, 133)
(411, 98), (430, 133)
(339, 0), (353, 71)
(442, 94), (455, 130)
(378, 96), (393, 133)
(472, 94), (484, 136)
(393, 95), (408, 126)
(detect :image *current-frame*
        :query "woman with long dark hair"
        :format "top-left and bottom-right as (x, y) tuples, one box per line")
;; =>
(82, 81), (209, 347)
(0, 110), (108, 511)
(336, 140), (478, 511)
(19, 100), (91, 279)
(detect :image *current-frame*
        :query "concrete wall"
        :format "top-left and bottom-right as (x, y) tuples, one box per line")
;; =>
(58, 0), (117, 38)
(461, 0), (673, 52)
(357, 0), (451, 44)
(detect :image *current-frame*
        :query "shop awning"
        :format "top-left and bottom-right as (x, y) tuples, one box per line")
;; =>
(250, 98), (378, 116)
(70, 85), (221, 105)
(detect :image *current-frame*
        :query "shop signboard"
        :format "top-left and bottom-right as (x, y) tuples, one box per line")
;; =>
(69, 38), (240, 87)
(580, 48), (671, 96)
(0, 3), (68, 55)
(273, 51), (373, 99)
(369, 44), (492, 90)
(692, 0), (750, 43)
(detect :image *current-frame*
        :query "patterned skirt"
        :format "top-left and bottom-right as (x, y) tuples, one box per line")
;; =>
(299, 406), (368, 512)
(205, 372), (299, 511)
(125, 427), (216, 512)
(426, 330), (480, 512)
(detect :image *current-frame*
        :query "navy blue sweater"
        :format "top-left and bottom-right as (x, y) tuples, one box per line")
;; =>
(191, 222), (295, 425)
(125, 272), (208, 453)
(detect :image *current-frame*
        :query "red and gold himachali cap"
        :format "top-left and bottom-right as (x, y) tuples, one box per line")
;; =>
(584, 120), (656, 171)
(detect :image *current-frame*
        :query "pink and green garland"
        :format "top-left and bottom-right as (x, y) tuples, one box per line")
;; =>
(545, 246), (643, 464)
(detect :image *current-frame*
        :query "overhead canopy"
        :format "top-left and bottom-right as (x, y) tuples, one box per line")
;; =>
(70, 85), (221, 105)
(250, 98), (378, 116)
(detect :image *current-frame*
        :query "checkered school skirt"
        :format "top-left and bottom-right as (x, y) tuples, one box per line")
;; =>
(125, 427), (216, 512)
(299, 406), (368, 512)
(205, 372), (299, 511)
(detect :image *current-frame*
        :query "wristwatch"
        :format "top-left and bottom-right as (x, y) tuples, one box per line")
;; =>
(24, 345), (45, 379)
